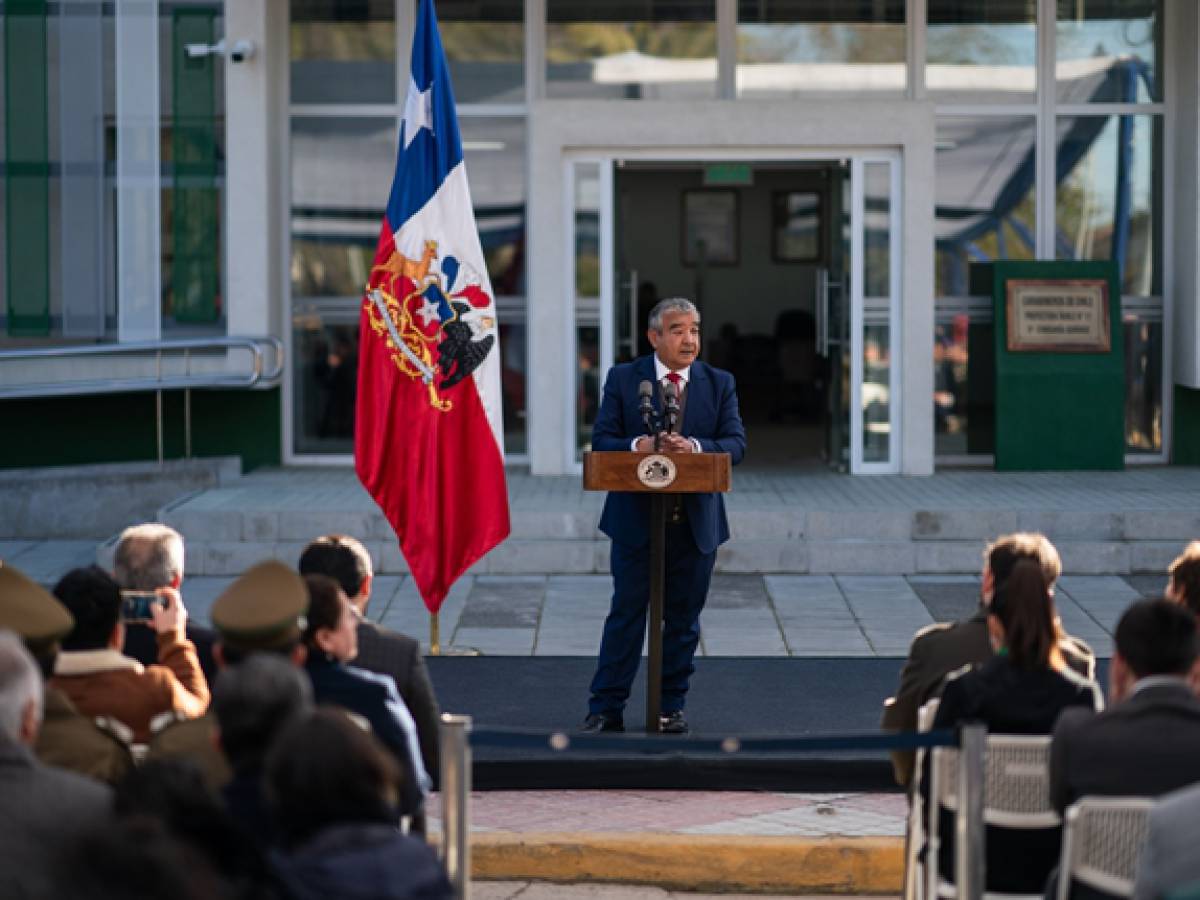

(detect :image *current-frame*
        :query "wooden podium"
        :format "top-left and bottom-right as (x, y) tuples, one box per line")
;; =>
(583, 450), (732, 733)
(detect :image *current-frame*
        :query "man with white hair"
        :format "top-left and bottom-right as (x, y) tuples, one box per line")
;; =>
(0, 629), (112, 896)
(114, 522), (216, 684)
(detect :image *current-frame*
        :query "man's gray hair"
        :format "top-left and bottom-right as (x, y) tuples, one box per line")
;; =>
(113, 523), (185, 590)
(0, 630), (42, 744)
(647, 298), (700, 333)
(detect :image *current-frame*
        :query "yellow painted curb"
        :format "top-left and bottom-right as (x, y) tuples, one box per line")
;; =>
(467, 832), (904, 894)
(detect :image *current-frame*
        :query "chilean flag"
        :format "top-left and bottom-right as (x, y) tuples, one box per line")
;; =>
(355, 0), (510, 614)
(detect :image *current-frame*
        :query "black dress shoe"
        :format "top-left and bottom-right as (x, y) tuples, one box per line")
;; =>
(581, 712), (624, 733)
(659, 711), (689, 735)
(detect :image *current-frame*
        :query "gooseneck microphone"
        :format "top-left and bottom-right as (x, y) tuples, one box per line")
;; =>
(638, 380), (655, 439)
(663, 380), (680, 435)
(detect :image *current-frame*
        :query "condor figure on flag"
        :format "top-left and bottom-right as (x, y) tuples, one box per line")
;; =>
(356, 0), (510, 646)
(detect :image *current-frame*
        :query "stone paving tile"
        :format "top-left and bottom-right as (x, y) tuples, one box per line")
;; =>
(7, 541), (101, 584)
(459, 577), (546, 628)
(907, 578), (979, 623)
(381, 576), (473, 649)
(839, 577), (933, 655)
(452, 627), (536, 656)
(0, 540), (36, 561)
(181, 577), (237, 627)
(1124, 574), (1169, 598)
(705, 575), (770, 610)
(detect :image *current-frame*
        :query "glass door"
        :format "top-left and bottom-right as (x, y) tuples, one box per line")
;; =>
(820, 162), (851, 471)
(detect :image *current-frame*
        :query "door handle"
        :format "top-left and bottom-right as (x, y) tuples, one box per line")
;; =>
(816, 268), (829, 357)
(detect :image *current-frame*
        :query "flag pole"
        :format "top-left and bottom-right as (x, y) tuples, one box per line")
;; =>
(431, 612), (441, 656)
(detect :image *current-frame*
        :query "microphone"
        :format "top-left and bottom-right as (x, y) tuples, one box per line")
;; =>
(663, 379), (680, 434)
(638, 380), (655, 436)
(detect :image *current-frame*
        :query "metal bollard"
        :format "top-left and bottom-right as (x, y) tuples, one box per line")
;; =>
(956, 724), (986, 900)
(440, 713), (472, 900)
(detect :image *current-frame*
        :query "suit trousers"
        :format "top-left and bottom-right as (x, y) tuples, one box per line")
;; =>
(588, 522), (716, 717)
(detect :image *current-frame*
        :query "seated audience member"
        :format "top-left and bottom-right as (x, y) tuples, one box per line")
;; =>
(1166, 541), (1200, 617)
(113, 523), (217, 686)
(112, 758), (286, 899)
(299, 534), (441, 774)
(0, 629), (113, 898)
(1050, 599), (1200, 814)
(1133, 781), (1200, 900)
(884, 532), (1095, 788)
(925, 559), (1102, 895)
(0, 562), (133, 783)
(301, 574), (431, 824)
(50, 566), (208, 743)
(148, 560), (310, 789)
(267, 708), (452, 900)
(212, 654), (312, 845)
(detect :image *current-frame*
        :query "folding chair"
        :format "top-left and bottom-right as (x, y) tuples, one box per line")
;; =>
(1056, 797), (1155, 900)
(927, 734), (1059, 900)
(904, 698), (941, 900)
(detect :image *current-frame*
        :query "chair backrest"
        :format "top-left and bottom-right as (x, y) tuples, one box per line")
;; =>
(1056, 797), (1155, 900)
(934, 735), (1059, 828)
(918, 698), (940, 733)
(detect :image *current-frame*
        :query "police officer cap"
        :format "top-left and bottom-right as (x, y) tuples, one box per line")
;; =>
(212, 560), (307, 651)
(0, 561), (74, 651)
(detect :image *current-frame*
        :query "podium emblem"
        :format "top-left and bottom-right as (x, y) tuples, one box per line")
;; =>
(636, 454), (677, 489)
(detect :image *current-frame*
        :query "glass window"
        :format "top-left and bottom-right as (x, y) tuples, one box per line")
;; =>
(935, 116), (1037, 298)
(293, 302), (359, 453)
(547, 0), (717, 100)
(460, 117), (526, 294)
(498, 314), (527, 454)
(863, 162), (891, 298)
(1124, 315), (1161, 452)
(1056, 0), (1160, 104)
(440, 0), (524, 105)
(290, 116), (396, 299)
(576, 323), (600, 455)
(926, 1), (1036, 102)
(862, 319), (890, 464)
(290, 0), (395, 105)
(933, 315), (995, 456)
(1055, 114), (1161, 296)
(738, 0), (906, 97)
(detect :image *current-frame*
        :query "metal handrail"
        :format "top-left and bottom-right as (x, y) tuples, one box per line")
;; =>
(0, 336), (285, 400)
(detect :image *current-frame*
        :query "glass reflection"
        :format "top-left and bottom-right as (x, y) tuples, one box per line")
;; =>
(1055, 115), (1161, 296)
(1124, 317), (1161, 452)
(547, 0), (717, 100)
(738, 0), (905, 97)
(290, 0), (395, 105)
(862, 322), (890, 463)
(1056, 0), (1159, 104)
(499, 318), (527, 454)
(926, 0), (1036, 101)
(290, 117), (395, 299)
(935, 117), (1036, 298)
(576, 324), (600, 456)
(294, 309), (360, 454)
(440, 0), (524, 105)
(460, 117), (526, 295)
(933, 317), (995, 457)
(574, 163), (601, 297)
(863, 162), (891, 298)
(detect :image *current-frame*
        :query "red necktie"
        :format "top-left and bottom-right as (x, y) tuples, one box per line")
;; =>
(665, 373), (682, 388)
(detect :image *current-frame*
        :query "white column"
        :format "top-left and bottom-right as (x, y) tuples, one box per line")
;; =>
(116, 0), (162, 343)
(901, 115), (937, 475)
(224, 0), (285, 339)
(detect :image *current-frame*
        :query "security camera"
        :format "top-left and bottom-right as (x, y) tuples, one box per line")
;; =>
(228, 40), (256, 63)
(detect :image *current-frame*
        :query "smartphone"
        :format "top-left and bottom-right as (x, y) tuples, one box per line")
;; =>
(120, 590), (166, 623)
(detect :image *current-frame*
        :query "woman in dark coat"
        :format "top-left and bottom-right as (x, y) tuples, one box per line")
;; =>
(925, 558), (1103, 894)
(267, 708), (451, 900)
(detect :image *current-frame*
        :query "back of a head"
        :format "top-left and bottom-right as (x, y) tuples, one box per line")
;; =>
(213, 654), (312, 771)
(298, 535), (371, 599)
(301, 574), (346, 650)
(1115, 598), (1198, 679)
(113, 524), (185, 591)
(1169, 541), (1200, 618)
(53, 567), (121, 651)
(990, 558), (1056, 670)
(986, 532), (1061, 589)
(266, 708), (401, 849)
(0, 630), (42, 745)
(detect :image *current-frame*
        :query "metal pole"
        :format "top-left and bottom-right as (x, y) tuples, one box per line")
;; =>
(155, 350), (164, 467)
(645, 493), (666, 733)
(184, 348), (192, 459)
(956, 724), (986, 900)
(431, 612), (441, 656)
(440, 713), (472, 900)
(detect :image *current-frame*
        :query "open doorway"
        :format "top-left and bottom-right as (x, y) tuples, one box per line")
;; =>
(613, 160), (848, 468)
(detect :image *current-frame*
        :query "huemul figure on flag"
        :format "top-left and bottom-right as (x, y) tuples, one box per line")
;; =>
(356, 0), (510, 646)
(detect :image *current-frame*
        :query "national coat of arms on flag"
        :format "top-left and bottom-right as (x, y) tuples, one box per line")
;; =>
(356, 0), (511, 614)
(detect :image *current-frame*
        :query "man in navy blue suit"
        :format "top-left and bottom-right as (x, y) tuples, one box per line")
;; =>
(583, 298), (746, 735)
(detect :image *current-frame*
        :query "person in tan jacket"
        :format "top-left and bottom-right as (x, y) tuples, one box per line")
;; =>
(50, 566), (208, 743)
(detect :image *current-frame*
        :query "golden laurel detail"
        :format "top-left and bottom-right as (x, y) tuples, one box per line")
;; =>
(364, 285), (452, 413)
(636, 454), (678, 489)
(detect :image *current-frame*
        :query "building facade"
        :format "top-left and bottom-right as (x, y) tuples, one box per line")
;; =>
(2, 0), (1197, 475)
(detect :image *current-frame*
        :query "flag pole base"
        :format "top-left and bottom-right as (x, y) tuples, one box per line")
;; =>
(428, 612), (481, 657)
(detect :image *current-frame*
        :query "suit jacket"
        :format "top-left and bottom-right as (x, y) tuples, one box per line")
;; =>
(354, 620), (441, 775)
(1133, 781), (1200, 900)
(0, 741), (112, 898)
(593, 355), (746, 555)
(124, 621), (218, 688)
(1050, 681), (1200, 815)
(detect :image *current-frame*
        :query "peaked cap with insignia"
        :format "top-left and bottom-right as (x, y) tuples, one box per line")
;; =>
(212, 560), (308, 652)
(0, 561), (74, 655)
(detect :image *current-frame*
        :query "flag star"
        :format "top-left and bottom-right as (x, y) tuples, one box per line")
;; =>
(416, 296), (442, 327)
(402, 77), (434, 150)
